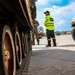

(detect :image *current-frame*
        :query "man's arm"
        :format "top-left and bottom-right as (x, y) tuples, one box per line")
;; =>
(34, 20), (39, 26)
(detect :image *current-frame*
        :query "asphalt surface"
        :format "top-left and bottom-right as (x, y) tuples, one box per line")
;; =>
(28, 35), (75, 75)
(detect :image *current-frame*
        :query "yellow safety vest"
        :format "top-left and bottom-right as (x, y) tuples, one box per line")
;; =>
(44, 15), (55, 30)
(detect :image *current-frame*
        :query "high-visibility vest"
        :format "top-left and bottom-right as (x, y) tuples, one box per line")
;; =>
(44, 15), (55, 30)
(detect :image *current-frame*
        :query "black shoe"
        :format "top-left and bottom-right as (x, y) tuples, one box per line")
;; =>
(33, 43), (35, 45)
(37, 42), (39, 45)
(46, 44), (51, 47)
(53, 44), (56, 47)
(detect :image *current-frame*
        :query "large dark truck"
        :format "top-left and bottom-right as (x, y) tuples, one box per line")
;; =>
(71, 21), (75, 40)
(0, 0), (37, 75)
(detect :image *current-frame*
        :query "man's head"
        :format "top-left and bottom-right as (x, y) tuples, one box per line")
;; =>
(44, 11), (50, 16)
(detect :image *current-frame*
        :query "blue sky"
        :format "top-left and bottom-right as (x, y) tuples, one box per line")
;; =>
(35, 0), (75, 32)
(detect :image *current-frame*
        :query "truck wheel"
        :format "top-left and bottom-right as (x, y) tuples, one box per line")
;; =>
(72, 27), (75, 41)
(0, 25), (16, 75)
(15, 30), (22, 69)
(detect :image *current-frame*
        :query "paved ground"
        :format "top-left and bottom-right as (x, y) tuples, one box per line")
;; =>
(28, 35), (75, 75)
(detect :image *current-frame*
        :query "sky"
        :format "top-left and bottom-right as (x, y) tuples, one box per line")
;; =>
(35, 0), (75, 32)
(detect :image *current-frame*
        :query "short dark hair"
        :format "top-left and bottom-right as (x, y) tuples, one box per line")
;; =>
(44, 11), (50, 14)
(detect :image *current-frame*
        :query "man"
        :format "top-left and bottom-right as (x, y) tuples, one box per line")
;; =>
(44, 11), (56, 47)
(32, 20), (39, 45)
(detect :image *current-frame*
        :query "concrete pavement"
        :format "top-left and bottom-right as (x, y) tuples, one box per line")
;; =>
(28, 35), (75, 75)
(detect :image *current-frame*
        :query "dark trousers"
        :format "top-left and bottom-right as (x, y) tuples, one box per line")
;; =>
(46, 30), (56, 46)
(32, 27), (39, 45)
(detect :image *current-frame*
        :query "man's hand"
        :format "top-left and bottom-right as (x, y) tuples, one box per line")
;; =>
(35, 24), (38, 26)
(44, 24), (46, 26)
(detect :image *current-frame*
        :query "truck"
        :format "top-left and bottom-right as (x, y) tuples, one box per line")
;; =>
(0, 0), (37, 75)
(38, 26), (44, 38)
(71, 21), (75, 41)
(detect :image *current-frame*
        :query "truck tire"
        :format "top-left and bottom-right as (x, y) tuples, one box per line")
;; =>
(14, 30), (22, 69)
(72, 27), (75, 41)
(0, 25), (16, 75)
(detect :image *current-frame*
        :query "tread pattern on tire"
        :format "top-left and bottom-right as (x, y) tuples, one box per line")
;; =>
(16, 51), (32, 75)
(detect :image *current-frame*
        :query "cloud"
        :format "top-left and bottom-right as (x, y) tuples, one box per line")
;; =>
(57, 20), (65, 25)
(72, 17), (75, 21)
(36, 2), (75, 32)
(44, 2), (75, 17)
(50, 0), (63, 4)
(36, 0), (49, 5)
(44, 2), (75, 25)
(36, 0), (63, 5)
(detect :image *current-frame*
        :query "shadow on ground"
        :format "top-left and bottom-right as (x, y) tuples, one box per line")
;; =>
(58, 44), (75, 47)
(32, 48), (75, 61)
(29, 48), (75, 75)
